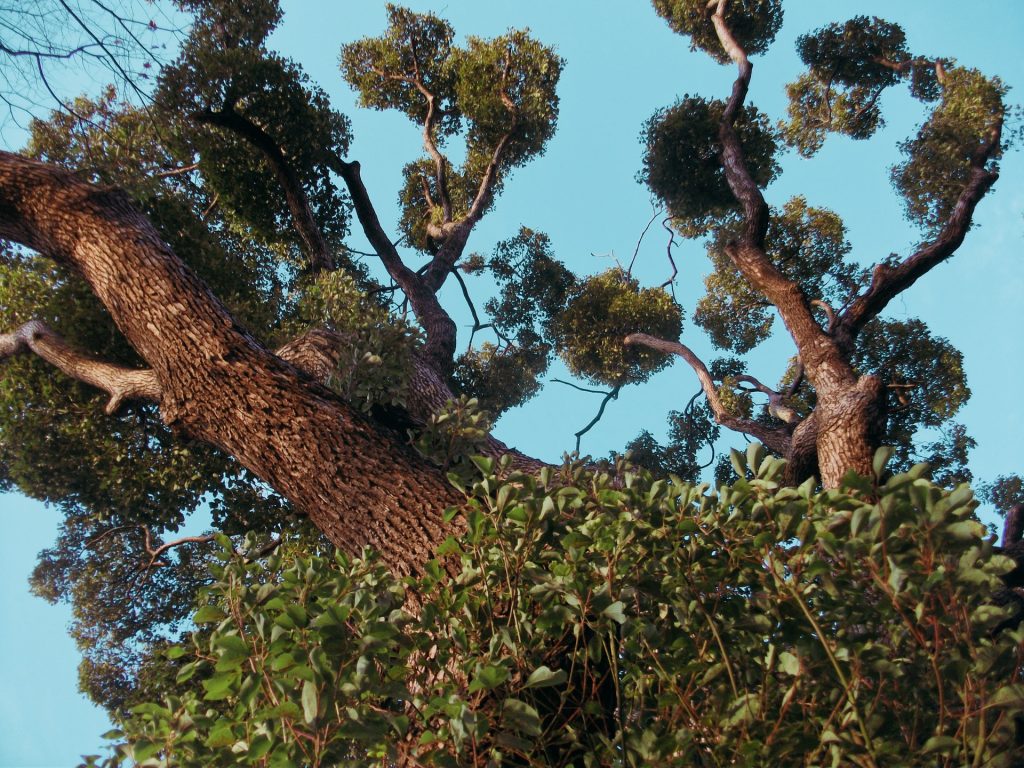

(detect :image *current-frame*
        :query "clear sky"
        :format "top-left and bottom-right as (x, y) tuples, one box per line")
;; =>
(1, 1), (1023, 765)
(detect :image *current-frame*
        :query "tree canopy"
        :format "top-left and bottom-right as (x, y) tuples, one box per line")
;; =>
(0, 0), (1021, 765)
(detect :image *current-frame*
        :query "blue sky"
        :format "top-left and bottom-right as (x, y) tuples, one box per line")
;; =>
(1, 1), (1022, 765)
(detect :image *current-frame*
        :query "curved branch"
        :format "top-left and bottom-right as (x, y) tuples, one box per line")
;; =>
(194, 106), (334, 274)
(625, 332), (791, 455)
(328, 156), (457, 372)
(836, 118), (1003, 351)
(0, 320), (160, 414)
(710, 2), (838, 385)
(733, 375), (799, 425)
(811, 299), (837, 333)
(573, 384), (620, 454)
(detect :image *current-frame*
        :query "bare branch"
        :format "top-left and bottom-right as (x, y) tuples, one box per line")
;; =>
(329, 156), (457, 372)
(0, 320), (160, 414)
(573, 384), (620, 454)
(625, 332), (792, 454)
(626, 207), (662, 276)
(836, 118), (1003, 351)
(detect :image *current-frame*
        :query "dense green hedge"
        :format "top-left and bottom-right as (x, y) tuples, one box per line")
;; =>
(84, 447), (1024, 767)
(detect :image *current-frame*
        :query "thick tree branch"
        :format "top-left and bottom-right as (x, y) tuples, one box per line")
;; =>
(0, 319), (160, 413)
(710, 1), (843, 389)
(836, 119), (1003, 352)
(276, 326), (544, 472)
(625, 332), (791, 455)
(194, 106), (334, 274)
(329, 156), (457, 373)
(0, 150), (462, 575)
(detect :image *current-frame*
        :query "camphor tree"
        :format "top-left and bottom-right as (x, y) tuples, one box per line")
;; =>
(0, 0), (1021, 765)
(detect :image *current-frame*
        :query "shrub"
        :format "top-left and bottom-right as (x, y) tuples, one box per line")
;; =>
(85, 448), (1024, 767)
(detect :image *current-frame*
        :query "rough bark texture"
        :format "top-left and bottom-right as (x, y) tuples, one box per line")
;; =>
(0, 150), (462, 575)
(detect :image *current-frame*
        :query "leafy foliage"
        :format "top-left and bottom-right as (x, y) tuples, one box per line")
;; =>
(157, 0), (352, 251)
(451, 228), (576, 416)
(551, 269), (683, 386)
(651, 0), (783, 64)
(85, 451), (1024, 766)
(696, 197), (862, 353)
(641, 96), (780, 235)
(342, 6), (562, 254)
(295, 272), (419, 412)
(893, 66), (1007, 233)
(781, 16), (919, 156)
(980, 474), (1024, 519)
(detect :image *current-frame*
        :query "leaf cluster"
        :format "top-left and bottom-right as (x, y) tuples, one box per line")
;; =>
(157, 0), (352, 251)
(88, 450), (1024, 766)
(696, 196), (862, 353)
(295, 272), (420, 413)
(343, 6), (562, 252)
(782, 16), (919, 156)
(651, 0), (783, 64)
(641, 96), (780, 236)
(551, 269), (683, 387)
(452, 228), (576, 416)
(893, 66), (1006, 233)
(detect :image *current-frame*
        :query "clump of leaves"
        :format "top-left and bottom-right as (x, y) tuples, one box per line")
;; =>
(452, 342), (549, 417)
(414, 395), (493, 470)
(782, 16), (915, 156)
(696, 196), (861, 353)
(342, 6), (563, 254)
(551, 268), (683, 386)
(651, 0), (783, 64)
(86, 448), (1024, 766)
(893, 66), (1006, 233)
(297, 271), (419, 411)
(641, 96), (780, 236)
(451, 228), (575, 415)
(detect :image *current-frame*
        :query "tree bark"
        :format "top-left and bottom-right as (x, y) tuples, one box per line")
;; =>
(0, 150), (462, 576)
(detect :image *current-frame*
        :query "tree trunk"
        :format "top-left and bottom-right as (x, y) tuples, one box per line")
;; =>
(0, 151), (461, 576)
(814, 375), (886, 488)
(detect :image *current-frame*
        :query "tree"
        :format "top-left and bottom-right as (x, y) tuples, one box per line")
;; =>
(0, 0), (1018, 758)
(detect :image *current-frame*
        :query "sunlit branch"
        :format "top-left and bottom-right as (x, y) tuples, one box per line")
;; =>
(836, 117), (1003, 352)
(625, 332), (792, 454)
(0, 320), (160, 414)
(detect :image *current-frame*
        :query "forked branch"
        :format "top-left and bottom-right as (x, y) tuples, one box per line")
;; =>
(624, 332), (792, 455)
(0, 320), (160, 414)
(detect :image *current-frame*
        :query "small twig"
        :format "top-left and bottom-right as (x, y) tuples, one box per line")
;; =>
(573, 384), (621, 453)
(550, 378), (611, 396)
(626, 207), (662, 276)
(660, 218), (679, 294)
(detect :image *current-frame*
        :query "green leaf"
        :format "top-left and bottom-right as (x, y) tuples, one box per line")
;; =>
(990, 684), (1024, 708)
(202, 672), (238, 701)
(778, 651), (800, 677)
(193, 605), (227, 623)
(470, 663), (509, 692)
(301, 679), (318, 724)
(502, 699), (542, 736)
(525, 665), (567, 688)
(602, 601), (626, 624)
